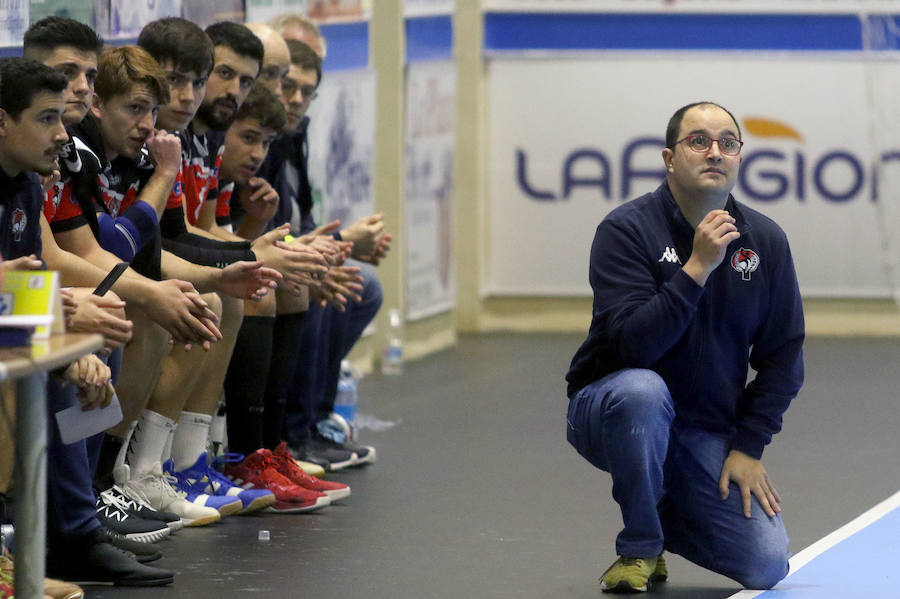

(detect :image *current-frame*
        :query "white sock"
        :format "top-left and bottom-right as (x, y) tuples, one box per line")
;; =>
(162, 423), (175, 465)
(116, 420), (138, 470)
(171, 411), (213, 472)
(127, 410), (176, 475)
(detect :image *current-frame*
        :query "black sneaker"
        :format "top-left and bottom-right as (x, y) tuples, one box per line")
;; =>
(289, 435), (356, 471)
(313, 424), (377, 467)
(101, 483), (183, 533)
(345, 439), (377, 466)
(46, 529), (174, 586)
(98, 527), (162, 563)
(95, 491), (170, 544)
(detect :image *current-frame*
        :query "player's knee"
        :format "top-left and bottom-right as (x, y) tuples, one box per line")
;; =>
(202, 292), (223, 320)
(362, 269), (383, 310)
(219, 293), (244, 329)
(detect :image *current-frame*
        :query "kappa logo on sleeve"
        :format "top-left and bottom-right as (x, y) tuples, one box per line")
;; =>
(658, 246), (681, 264)
(731, 248), (760, 281)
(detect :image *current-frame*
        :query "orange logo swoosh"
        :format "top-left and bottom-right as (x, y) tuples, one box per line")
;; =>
(742, 118), (804, 142)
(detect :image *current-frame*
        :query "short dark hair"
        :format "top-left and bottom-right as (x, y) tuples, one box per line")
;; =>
(665, 102), (742, 149)
(286, 39), (322, 86)
(205, 22), (264, 74)
(233, 81), (286, 133)
(0, 57), (67, 119)
(23, 17), (104, 59)
(138, 17), (215, 78)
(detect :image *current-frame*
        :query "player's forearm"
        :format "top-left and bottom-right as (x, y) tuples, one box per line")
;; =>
(160, 249), (220, 293)
(235, 214), (269, 241)
(137, 169), (178, 218)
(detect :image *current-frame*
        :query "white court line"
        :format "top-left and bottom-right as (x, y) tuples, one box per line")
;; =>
(727, 489), (900, 599)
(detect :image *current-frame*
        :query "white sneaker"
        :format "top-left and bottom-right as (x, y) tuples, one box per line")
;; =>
(121, 462), (221, 527)
(110, 465), (185, 532)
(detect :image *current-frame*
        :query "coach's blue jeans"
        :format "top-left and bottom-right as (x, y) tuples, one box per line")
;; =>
(47, 377), (100, 539)
(283, 263), (383, 445)
(566, 368), (790, 590)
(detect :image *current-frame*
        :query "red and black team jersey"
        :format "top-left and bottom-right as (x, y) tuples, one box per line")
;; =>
(43, 135), (98, 233)
(50, 115), (163, 279)
(215, 181), (234, 226)
(167, 125), (224, 227)
(44, 173), (83, 229)
(44, 122), (154, 232)
(98, 152), (155, 218)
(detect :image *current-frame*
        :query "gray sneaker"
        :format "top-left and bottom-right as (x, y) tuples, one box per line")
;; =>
(118, 462), (220, 527)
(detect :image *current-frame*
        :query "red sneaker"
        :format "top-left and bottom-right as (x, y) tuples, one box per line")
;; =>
(270, 443), (352, 501)
(224, 450), (330, 513)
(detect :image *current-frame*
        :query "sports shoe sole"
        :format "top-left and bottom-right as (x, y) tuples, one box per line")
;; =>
(165, 519), (184, 532)
(122, 527), (170, 544)
(349, 447), (376, 467)
(325, 453), (358, 472)
(294, 459), (326, 478)
(600, 569), (666, 593)
(215, 500), (244, 517)
(240, 494), (277, 514)
(601, 579), (648, 593)
(64, 574), (174, 587)
(322, 487), (351, 501)
(182, 513), (221, 527)
(265, 495), (331, 514)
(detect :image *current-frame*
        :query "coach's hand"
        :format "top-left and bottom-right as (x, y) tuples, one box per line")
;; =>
(719, 449), (781, 519)
(683, 209), (740, 286)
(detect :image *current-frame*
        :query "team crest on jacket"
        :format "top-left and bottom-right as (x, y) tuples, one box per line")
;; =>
(731, 248), (760, 281)
(11, 209), (26, 242)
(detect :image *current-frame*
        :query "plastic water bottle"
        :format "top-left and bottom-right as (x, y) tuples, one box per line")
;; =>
(334, 361), (358, 426)
(1, 524), (14, 553)
(381, 308), (404, 376)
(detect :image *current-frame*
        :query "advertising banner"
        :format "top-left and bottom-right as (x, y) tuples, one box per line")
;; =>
(405, 0), (454, 17)
(29, 0), (92, 27)
(108, 0), (180, 39)
(307, 0), (367, 22)
(181, 0), (243, 28)
(482, 0), (900, 13)
(305, 69), (376, 231)
(244, 0), (307, 24)
(487, 57), (900, 298)
(0, 0), (28, 46)
(405, 60), (456, 320)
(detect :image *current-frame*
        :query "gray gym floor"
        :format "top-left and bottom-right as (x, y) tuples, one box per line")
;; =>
(87, 334), (900, 598)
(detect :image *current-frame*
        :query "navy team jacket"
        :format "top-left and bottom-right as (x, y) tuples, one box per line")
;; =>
(566, 182), (805, 459)
(0, 166), (43, 260)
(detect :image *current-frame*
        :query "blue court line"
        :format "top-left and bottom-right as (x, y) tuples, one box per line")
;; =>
(729, 490), (900, 598)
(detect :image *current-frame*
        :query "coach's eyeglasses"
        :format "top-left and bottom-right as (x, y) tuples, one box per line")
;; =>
(675, 135), (743, 156)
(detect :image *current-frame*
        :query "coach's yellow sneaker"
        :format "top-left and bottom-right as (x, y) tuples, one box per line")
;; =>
(600, 554), (667, 593)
